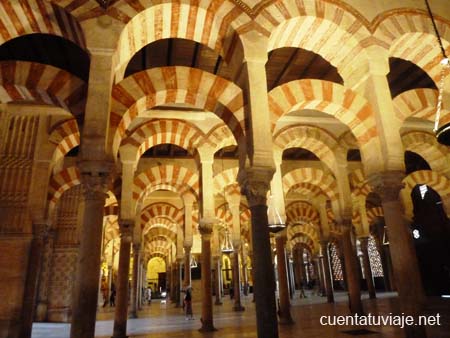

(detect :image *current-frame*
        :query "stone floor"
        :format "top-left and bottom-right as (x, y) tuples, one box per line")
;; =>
(32, 291), (423, 338)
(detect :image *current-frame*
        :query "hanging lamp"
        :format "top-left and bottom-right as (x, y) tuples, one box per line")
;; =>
(267, 194), (286, 233)
(424, 0), (450, 145)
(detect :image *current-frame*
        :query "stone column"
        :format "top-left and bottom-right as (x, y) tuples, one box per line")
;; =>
(275, 234), (293, 324)
(176, 257), (184, 308)
(298, 248), (306, 286)
(359, 237), (376, 299)
(315, 256), (325, 296)
(184, 245), (192, 287)
(341, 225), (363, 314)
(232, 242), (244, 311)
(35, 229), (55, 321)
(320, 241), (334, 303)
(240, 171), (279, 338)
(198, 220), (216, 331)
(213, 255), (223, 305)
(112, 221), (133, 338)
(370, 172), (426, 338)
(70, 171), (109, 338)
(241, 246), (249, 296)
(130, 244), (140, 318)
(19, 222), (48, 338)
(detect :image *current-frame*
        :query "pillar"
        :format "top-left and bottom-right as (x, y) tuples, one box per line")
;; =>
(341, 225), (363, 314)
(35, 229), (55, 321)
(315, 256), (325, 296)
(213, 256), (222, 305)
(320, 241), (334, 303)
(240, 171), (279, 338)
(198, 220), (216, 331)
(130, 244), (140, 318)
(112, 221), (133, 338)
(176, 257), (183, 308)
(70, 171), (109, 338)
(232, 242), (244, 311)
(359, 237), (376, 299)
(241, 246), (249, 296)
(183, 245), (192, 287)
(19, 222), (48, 338)
(275, 234), (293, 324)
(370, 172), (426, 338)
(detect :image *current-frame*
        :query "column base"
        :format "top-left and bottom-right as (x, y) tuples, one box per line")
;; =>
(369, 293), (376, 299)
(327, 295), (334, 303)
(233, 304), (245, 312)
(129, 312), (138, 319)
(278, 316), (294, 325)
(214, 300), (222, 305)
(199, 320), (217, 332)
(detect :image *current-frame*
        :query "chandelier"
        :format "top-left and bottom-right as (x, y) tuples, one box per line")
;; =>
(267, 194), (286, 233)
(221, 229), (234, 253)
(425, 0), (450, 145)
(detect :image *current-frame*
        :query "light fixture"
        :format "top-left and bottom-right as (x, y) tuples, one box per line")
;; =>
(221, 229), (234, 253)
(190, 255), (198, 268)
(425, 0), (450, 145)
(267, 194), (286, 233)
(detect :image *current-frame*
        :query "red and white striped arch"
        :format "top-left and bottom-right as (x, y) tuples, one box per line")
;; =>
(402, 170), (450, 198)
(213, 167), (239, 196)
(285, 201), (319, 226)
(49, 118), (80, 164)
(0, 61), (86, 117)
(269, 79), (377, 147)
(110, 66), (244, 156)
(0, 0), (86, 49)
(47, 166), (81, 217)
(374, 11), (450, 84)
(124, 119), (207, 160)
(349, 168), (372, 197)
(206, 124), (237, 153)
(283, 167), (338, 203)
(401, 131), (449, 173)
(255, 0), (372, 82)
(287, 182), (326, 199)
(140, 202), (183, 229)
(290, 234), (316, 254)
(288, 223), (320, 243)
(114, 0), (250, 80)
(133, 164), (199, 204)
(144, 226), (177, 243)
(393, 88), (450, 126)
(274, 124), (339, 173)
(367, 207), (384, 226)
(142, 216), (178, 235)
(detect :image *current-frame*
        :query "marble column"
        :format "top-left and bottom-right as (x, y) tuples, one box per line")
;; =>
(275, 234), (293, 324)
(315, 257), (325, 296)
(20, 222), (48, 338)
(359, 237), (376, 299)
(213, 256), (223, 305)
(176, 257), (184, 308)
(241, 249), (249, 296)
(320, 241), (334, 303)
(298, 248), (306, 286)
(70, 172), (109, 338)
(370, 172), (426, 338)
(241, 174), (279, 338)
(112, 221), (133, 338)
(184, 245), (192, 287)
(198, 220), (216, 331)
(232, 243), (244, 311)
(341, 226), (363, 314)
(130, 244), (140, 318)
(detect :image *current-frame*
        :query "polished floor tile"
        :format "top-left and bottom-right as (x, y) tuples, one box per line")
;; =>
(32, 291), (436, 338)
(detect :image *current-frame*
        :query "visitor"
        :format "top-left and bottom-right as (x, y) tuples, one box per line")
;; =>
(184, 286), (193, 320)
(147, 287), (152, 304)
(110, 288), (116, 307)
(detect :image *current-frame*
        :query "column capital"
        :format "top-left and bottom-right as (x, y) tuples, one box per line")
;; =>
(32, 221), (50, 240)
(78, 161), (113, 200)
(199, 219), (214, 237)
(119, 220), (134, 242)
(184, 245), (192, 254)
(358, 236), (369, 248)
(368, 171), (404, 202)
(238, 167), (274, 207)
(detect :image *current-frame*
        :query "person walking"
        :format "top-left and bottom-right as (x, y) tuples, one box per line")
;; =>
(184, 286), (193, 320)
